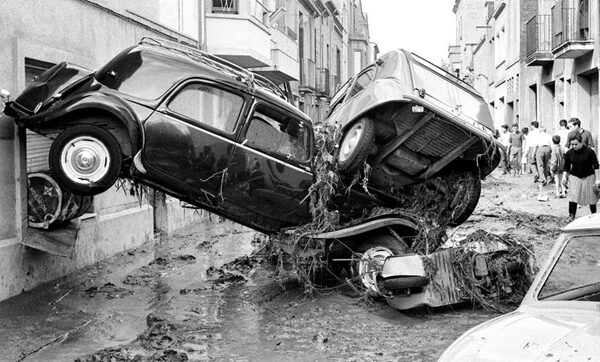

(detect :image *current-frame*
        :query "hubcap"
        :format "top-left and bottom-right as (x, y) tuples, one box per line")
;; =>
(61, 136), (111, 184)
(357, 246), (394, 296)
(339, 123), (364, 163)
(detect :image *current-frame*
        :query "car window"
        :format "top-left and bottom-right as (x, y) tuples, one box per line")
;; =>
(167, 83), (243, 133)
(245, 109), (310, 162)
(346, 68), (375, 99)
(538, 235), (600, 301)
(327, 77), (353, 116)
(96, 49), (198, 100)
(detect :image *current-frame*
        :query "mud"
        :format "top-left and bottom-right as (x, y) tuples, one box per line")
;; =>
(0, 170), (576, 361)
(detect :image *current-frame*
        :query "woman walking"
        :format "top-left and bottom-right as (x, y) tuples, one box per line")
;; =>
(562, 133), (600, 220)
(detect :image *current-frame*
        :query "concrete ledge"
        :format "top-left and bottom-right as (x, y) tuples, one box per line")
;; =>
(0, 205), (154, 301)
(154, 194), (204, 235)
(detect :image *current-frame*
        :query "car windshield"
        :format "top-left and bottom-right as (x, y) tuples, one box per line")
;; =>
(409, 55), (493, 132)
(538, 234), (600, 301)
(96, 48), (197, 100)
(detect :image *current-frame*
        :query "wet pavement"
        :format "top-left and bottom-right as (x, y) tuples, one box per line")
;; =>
(0, 170), (569, 361)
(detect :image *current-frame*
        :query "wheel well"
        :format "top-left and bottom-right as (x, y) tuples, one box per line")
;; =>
(54, 110), (133, 158)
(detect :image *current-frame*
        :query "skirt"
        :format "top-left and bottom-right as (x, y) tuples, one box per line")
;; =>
(569, 174), (599, 205)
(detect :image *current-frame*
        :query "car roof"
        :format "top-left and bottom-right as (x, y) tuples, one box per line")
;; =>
(562, 213), (600, 232)
(135, 38), (292, 105)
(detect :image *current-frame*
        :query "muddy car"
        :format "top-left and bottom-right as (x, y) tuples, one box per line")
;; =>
(4, 39), (503, 285)
(440, 214), (600, 361)
(327, 50), (501, 225)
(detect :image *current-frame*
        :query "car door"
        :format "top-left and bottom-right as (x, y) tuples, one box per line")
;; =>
(224, 101), (314, 229)
(141, 80), (246, 202)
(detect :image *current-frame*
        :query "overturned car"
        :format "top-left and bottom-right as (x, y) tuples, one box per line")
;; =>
(4, 39), (504, 302)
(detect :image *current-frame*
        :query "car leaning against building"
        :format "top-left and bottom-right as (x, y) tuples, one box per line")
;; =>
(439, 213), (600, 361)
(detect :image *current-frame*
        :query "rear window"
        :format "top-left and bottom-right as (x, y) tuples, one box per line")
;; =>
(96, 48), (197, 100)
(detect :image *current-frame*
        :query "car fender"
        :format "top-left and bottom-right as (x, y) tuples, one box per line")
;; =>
(312, 215), (417, 239)
(326, 78), (409, 130)
(40, 92), (145, 152)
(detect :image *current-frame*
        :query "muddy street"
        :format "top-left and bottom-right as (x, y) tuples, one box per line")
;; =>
(0, 171), (572, 361)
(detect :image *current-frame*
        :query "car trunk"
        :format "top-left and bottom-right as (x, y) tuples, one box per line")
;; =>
(4, 62), (93, 118)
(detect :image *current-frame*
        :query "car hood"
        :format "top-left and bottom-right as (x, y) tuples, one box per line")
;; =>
(440, 307), (600, 361)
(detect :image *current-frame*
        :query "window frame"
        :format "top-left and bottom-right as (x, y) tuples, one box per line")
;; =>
(345, 66), (376, 101)
(163, 79), (246, 137)
(243, 102), (313, 165)
(212, 0), (239, 14)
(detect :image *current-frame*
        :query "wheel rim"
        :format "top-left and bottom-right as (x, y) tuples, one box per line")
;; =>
(60, 136), (111, 185)
(357, 246), (393, 296)
(339, 123), (364, 163)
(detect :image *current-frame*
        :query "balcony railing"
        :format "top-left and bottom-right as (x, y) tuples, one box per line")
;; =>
(525, 15), (553, 66)
(316, 67), (330, 95)
(551, 4), (593, 56)
(299, 58), (316, 90)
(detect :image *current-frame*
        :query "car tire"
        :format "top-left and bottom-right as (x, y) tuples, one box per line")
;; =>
(349, 233), (409, 296)
(448, 171), (482, 226)
(49, 125), (123, 196)
(382, 276), (430, 290)
(337, 117), (375, 174)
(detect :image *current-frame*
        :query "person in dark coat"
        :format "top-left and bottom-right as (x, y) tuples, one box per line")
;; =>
(562, 132), (600, 220)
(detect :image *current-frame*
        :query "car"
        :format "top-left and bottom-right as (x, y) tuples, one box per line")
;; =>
(326, 49), (501, 225)
(4, 38), (500, 281)
(439, 213), (600, 361)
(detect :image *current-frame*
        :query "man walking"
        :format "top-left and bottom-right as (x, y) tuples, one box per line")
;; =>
(499, 124), (511, 174)
(508, 124), (524, 175)
(529, 121), (553, 184)
(555, 119), (570, 153)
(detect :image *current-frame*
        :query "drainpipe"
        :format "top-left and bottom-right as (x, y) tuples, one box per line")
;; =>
(198, 0), (207, 51)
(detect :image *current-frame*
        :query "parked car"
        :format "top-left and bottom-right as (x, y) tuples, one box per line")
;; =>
(327, 49), (501, 225)
(4, 39), (500, 283)
(439, 213), (600, 361)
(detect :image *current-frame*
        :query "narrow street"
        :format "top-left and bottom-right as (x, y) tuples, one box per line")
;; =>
(0, 171), (571, 361)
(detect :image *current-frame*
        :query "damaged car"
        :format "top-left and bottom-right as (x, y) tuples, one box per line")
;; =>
(326, 49), (500, 225)
(440, 214), (600, 361)
(4, 38), (502, 291)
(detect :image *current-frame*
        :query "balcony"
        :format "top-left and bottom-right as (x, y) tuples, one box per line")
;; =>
(316, 68), (330, 96)
(551, 3), (594, 59)
(299, 58), (316, 91)
(252, 28), (299, 84)
(205, 0), (271, 67)
(525, 15), (553, 66)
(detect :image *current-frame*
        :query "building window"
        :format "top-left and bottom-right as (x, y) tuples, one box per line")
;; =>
(212, 0), (238, 14)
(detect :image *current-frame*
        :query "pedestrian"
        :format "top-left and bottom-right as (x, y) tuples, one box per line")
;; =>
(534, 127), (553, 185)
(566, 117), (595, 152)
(527, 121), (539, 177)
(550, 135), (566, 198)
(555, 119), (570, 153)
(562, 133), (600, 221)
(521, 127), (529, 175)
(508, 124), (524, 176)
(499, 124), (511, 174)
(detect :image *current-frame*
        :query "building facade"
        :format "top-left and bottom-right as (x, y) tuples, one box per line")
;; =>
(451, 0), (600, 148)
(0, 0), (375, 301)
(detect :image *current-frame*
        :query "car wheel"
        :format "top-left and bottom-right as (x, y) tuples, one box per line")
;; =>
(49, 125), (122, 196)
(382, 276), (430, 291)
(337, 117), (375, 174)
(350, 234), (409, 296)
(448, 171), (481, 226)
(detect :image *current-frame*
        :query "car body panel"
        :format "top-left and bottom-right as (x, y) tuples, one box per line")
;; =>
(440, 213), (600, 361)
(440, 308), (600, 361)
(326, 49), (501, 186)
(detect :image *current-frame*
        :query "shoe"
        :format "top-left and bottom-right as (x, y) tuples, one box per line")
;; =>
(541, 180), (547, 186)
(533, 175), (539, 183)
